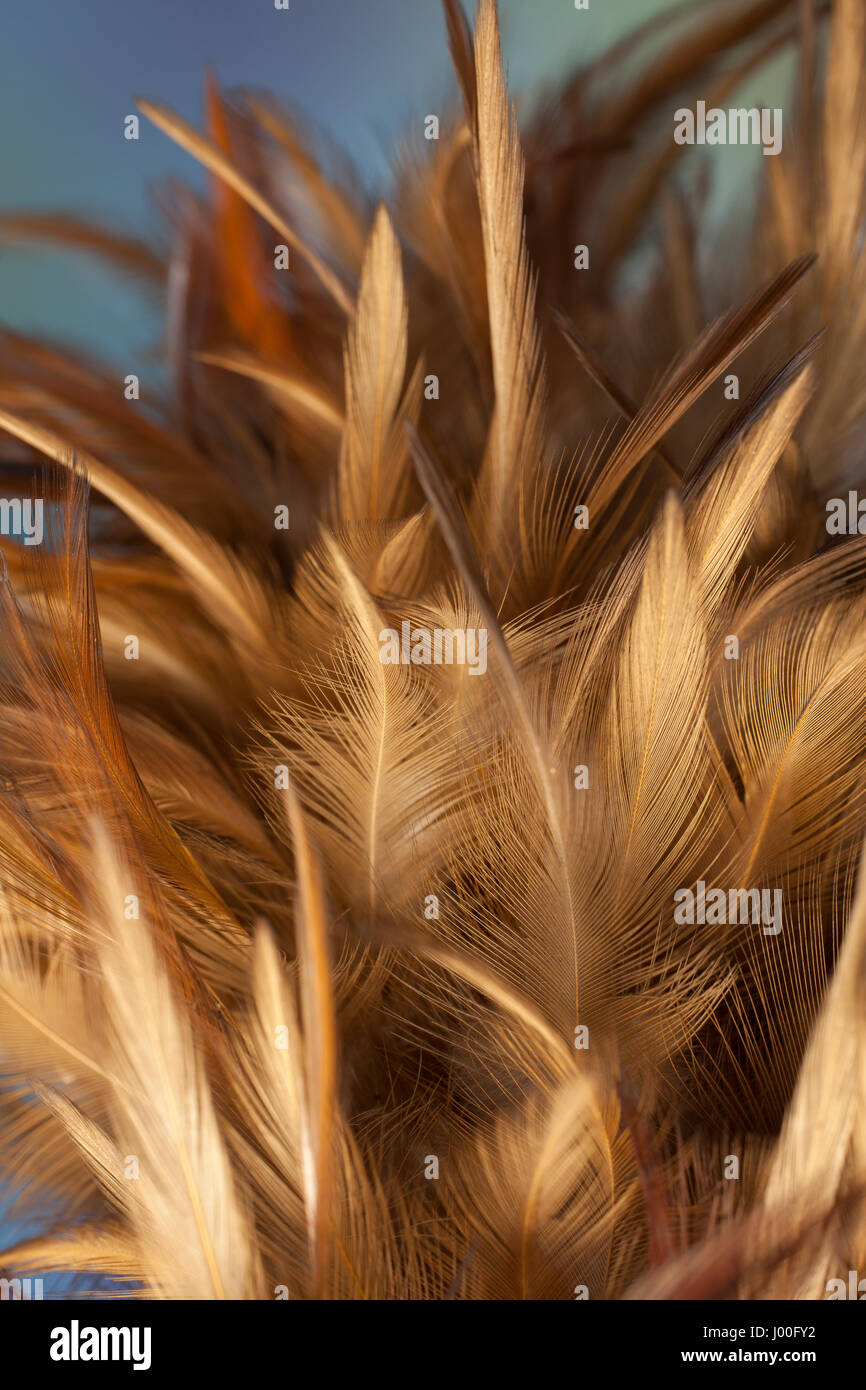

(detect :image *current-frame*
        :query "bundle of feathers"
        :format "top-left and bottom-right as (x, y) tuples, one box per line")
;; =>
(0, 0), (864, 1300)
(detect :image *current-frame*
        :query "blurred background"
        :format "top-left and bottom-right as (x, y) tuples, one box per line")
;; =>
(0, 0), (791, 365)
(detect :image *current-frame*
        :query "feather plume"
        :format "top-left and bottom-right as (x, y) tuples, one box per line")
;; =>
(1, 0), (866, 1302)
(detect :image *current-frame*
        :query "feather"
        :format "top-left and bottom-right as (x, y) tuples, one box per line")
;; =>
(196, 350), (344, 438)
(2, 0), (866, 1304)
(471, 0), (546, 563)
(757, 840), (866, 1295)
(137, 99), (353, 315)
(282, 785), (337, 1297)
(79, 823), (260, 1299)
(587, 255), (817, 518)
(443, 0), (476, 126)
(336, 206), (415, 523)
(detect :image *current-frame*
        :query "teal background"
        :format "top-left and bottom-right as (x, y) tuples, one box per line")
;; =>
(0, 0), (689, 362)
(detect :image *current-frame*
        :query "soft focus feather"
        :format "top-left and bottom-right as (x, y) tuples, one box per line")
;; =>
(0, 0), (865, 1301)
